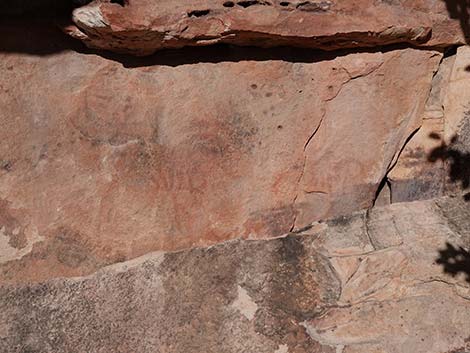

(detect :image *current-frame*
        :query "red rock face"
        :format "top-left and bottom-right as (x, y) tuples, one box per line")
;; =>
(64, 0), (465, 55)
(0, 20), (441, 282)
(2, 2), (470, 352)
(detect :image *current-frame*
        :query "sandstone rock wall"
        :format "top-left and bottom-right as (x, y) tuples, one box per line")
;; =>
(2, 197), (470, 353)
(0, 19), (445, 282)
(65, 0), (464, 55)
(2, 1), (470, 351)
(1, 1), (470, 283)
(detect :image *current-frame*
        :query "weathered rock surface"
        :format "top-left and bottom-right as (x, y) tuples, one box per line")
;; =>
(0, 21), (442, 282)
(63, 0), (467, 56)
(388, 44), (470, 202)
(1, 196), (470, 353)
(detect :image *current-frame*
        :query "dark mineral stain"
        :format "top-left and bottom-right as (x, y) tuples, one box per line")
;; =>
(327, 213), (358, 227)
(0, 235), (339, 352)
(244, 205), (296, 237)
(190, 112), (259, 159)
(253, 235), (340, 352)
(0, 199), (27, 250)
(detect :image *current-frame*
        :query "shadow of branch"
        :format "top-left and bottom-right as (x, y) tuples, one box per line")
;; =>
(428, 133), (470, 201)
(436, 242), (470, 283)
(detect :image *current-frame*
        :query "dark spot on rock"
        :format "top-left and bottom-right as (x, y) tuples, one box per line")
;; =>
(0, 199), (27, 249)
(188, 9), (211, 17)
(280, 1), (290, 6)
(190, 112), (259, 159)
(265, 92), (272, 97)
(327, 213), (357, 227)
(110, 0), (127, 6)
(158, 246), (240, 351)
(1, 159), (12, 171)
(237, 0), (269, 8)
(277, 125), (283, 130)
(52, 228), (95, 268)
(223, 1), (235, 7)
(254, 234), (340, 351)
(251, 84), (258, 89)
(429, 132), (441, 140)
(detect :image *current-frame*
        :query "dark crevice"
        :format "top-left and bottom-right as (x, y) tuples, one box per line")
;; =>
(373, 127), (421, 206)
(373, 176), (392, 205)
(237, 0), (270, 8)
(188, 9), (211, 17)
(110, 0), (127, 6)
(280, 1), (290, 6)
(223, 1), (235, 7)
(443, 44), (459, 58)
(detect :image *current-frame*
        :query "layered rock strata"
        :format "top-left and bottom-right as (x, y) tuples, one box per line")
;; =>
(1, 20), (450, 281)
(64, 0), (466, 55)
(1, 196), (470, 353)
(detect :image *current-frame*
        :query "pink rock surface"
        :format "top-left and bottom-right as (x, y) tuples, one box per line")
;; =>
(64, 0), (465, 56)
(0, 22), (439, 282)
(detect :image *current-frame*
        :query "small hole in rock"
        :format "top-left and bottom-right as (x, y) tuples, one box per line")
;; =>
(237, 0), (264, 8)
(277, 125), (283, 130)
(188, 9), (211, 17)
(223, 1), (235, 7)
(251, 84), (258, 89)
(280, 1), (290, 6)
(296, 1), (330, 12)
(110, 0), (126, 6)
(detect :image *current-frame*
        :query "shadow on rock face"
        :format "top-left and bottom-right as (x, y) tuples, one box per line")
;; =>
(428, 131), (470, 201)
(441, 0), (470, 41)
(441, 0), (470, 72)
(0, 0), (91, 16)
(436, 242), (470, 283)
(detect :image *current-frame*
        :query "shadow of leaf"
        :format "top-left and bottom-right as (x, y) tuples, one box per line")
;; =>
(428, 133), (470, 200)
(436, 242), (470, 283)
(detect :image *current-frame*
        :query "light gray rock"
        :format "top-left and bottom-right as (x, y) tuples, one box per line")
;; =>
(1, 196), (470, 353)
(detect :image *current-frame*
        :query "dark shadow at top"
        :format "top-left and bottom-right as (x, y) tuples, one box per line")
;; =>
(87, 44), (397, 69)
(0, 19), (342, 66)
(0, 18), (86, 57)
(436, 242), (470, 283)
(2, 1), (470, 67)
(0, 17), (436, 68)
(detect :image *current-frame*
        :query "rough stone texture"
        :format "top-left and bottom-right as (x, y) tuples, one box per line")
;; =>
(0, 21), (441, 282)
(387, 52), (455, 203)
(389, 45), (470, 202)
(63, 0), (467, 56)
(1, 196), (470, 353)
